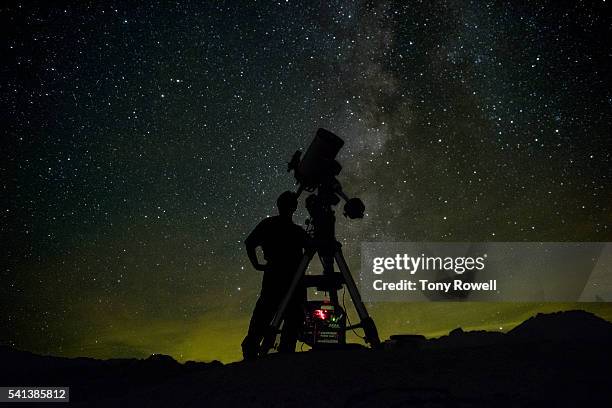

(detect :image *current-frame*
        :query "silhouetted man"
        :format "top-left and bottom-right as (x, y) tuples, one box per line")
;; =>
(241, 191), (310, 360)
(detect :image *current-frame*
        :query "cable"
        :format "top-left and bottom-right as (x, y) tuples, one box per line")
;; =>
(342, 286), (365, 340)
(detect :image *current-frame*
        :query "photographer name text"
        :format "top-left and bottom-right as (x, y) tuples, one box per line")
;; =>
(373, 279), (497, 292)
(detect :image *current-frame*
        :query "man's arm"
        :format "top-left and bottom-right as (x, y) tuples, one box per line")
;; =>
(245, 241), (266, 271)
(244, 221), (267, 271)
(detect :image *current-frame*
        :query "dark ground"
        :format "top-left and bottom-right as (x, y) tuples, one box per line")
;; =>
(2, 310), (611, 407)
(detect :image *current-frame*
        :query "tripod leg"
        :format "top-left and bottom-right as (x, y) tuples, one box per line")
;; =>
(259, 248), (315, 356)
(334, 249), (381, 347)
(320, 254), (340, 304)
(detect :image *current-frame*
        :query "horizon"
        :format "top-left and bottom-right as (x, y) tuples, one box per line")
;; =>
(10, 303), (612, 363)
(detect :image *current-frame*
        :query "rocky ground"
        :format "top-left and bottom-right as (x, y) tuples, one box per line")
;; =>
(2, 310), (611, 407)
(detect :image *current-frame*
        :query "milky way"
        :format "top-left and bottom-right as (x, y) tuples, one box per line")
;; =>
(2, 1), (610, 362)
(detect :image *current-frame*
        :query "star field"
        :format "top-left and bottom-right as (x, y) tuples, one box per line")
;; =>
(1, 1), (611, 362)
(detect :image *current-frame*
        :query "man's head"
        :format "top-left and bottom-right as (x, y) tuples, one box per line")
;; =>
(277, 191), (298, 217)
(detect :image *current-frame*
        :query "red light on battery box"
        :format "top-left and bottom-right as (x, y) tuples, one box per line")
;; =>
(313, 309), (329, 320)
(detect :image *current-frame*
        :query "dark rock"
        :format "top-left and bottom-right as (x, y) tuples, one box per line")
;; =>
(508, 310), (612, 342)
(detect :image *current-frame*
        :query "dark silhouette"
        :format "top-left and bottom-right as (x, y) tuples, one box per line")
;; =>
(2, 311), (612, 406)
(258, 128), (380, 356)
(241, 191), (310, 360)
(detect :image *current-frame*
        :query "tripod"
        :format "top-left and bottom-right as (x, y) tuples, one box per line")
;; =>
(259, 185), (381, 355)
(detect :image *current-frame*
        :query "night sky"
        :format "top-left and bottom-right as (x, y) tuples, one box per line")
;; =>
(2, 1), (611, 362)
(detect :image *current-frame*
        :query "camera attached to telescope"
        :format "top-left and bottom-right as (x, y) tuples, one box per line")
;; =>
(259, 128), (380, 354)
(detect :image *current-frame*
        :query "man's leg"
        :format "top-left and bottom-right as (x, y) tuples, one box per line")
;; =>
(242, 294), (276, 360)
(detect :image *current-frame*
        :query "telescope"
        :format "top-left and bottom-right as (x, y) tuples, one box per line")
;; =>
(287, 128), (365, 219)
